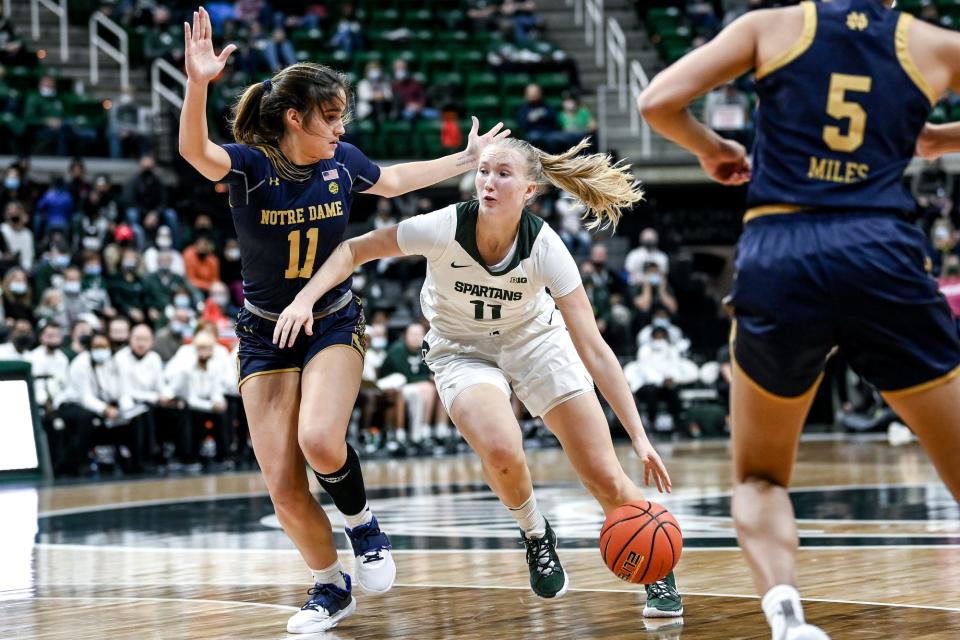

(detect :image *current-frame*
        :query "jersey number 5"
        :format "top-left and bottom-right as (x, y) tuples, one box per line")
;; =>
(284, 228), (319, 279)
(823, 73), (872, 153)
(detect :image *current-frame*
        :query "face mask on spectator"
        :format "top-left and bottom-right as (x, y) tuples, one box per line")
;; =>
(934, 227), (950, 242)
(91, 348), (111, 364)
(174, 294), (191, 309)
(9, 281), (27, 295)
(52, 254), (70, 269)
(63, 281), (82, 295)
(84, 264), (102, 277)
(39, 86), (56, 98)
(651, 338), (668, 351)
(121, 259), (138, 272)
(353, 275), (367, 290)
(78, 334), (93, 348)
(12, 334), (33, 351)
(652, 317), (670, 329)
(82, 236), (102, 251)
(225, 248), (241, 261)
(111, 339), (126, 352)
(197, 248), (210, 259)
(648, 274), (662, 287)
(156, 236), (172, 249)
(4, 176), (19, 190)
(372, 336), (387, 350)
(45, 340), (62, 353)
(394, 69), (407, 80)
(367, 69), (382, 81)
(213, 293), (230, 308)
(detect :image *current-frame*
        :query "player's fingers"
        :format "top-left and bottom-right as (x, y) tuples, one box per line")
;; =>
(493, 129), (511, 142)
(273, 316), (286, 345)
(304, 318), (314, 337)
(487, 121), (504, 137)
(287, 319), (303, 348)
(193, 12), (199, 41)
(644, 464), (652, 487)
(201, 6), (210, 40)
(218, 43), (237, 63)
(184, 22), (191, 48)
(469, 115), (479, 136)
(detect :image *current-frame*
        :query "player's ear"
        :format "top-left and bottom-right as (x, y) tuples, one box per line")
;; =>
(524, 181), (537, 201)
(285, 108), (302, 130)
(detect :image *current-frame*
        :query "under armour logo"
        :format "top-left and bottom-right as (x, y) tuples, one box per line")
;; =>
(846, 12), (868, 31)
(268, 177), (280, 186)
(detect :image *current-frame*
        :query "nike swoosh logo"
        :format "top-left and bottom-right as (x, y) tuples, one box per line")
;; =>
(450, 262), (471, 268)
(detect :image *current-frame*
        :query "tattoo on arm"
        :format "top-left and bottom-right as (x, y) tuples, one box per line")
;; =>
(455, 153), (476, 167)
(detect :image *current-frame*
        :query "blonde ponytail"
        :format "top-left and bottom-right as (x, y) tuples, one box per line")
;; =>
(497, 138), (643, 230)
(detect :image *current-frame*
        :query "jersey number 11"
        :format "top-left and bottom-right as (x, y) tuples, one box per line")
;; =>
(285, 228), (319, 279)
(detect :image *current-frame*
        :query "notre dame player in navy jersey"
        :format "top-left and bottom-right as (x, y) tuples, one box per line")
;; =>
(178, 7), (509, 634)
(640, 1), (960, 639)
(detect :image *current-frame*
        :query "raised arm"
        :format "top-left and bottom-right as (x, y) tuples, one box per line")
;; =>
(178, 7), (237, 181)
(365, 117), (510, 197)
(555, 286), (671, 492)
(273, 226), (406, 347)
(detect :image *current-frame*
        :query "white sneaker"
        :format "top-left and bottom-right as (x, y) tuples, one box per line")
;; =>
(286, 575), (356, 634)
(345, 515), (397, 593)
(887, 421), (915, 447)
(782, 624), (830, 640)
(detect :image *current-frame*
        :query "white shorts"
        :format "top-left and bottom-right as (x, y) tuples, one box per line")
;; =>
(423, 307), (594, 418)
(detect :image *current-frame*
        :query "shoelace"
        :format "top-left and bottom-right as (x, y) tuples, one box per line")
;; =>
(303, 583), (346, 611)
(352, 525), (386, 563)
(522, 536), (557, 577)
(646, 580), (677, 599)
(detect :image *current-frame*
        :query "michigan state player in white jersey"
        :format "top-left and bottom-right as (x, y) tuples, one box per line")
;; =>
(273, 138), (683, 617)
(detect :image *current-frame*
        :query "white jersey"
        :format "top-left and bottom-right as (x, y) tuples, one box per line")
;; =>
(397, 201), (582, 339)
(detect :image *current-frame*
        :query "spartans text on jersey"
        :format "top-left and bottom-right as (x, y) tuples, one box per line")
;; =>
(454, 280), (523, 301)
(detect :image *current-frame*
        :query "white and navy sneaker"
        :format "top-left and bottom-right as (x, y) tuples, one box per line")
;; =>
(345, 515), (396, 593)
(286, 573), (356, 634)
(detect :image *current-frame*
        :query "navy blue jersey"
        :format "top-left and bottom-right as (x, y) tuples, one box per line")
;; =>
(746, 0), (935, 218)
(221, 142), (380, 313)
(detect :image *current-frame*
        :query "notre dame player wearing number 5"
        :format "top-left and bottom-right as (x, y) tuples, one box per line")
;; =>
(640, 1), (960, 639)
(178, 7), (509, 634)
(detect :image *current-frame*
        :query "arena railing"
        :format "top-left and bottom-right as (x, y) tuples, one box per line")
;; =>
(151, 58), (186, 113)
(629, 60), (652, 158)
(606, 17), (627, 110)
(30, 0), (69, 62)
(584, 0), (605, 67)
(90, 11), (129, 89)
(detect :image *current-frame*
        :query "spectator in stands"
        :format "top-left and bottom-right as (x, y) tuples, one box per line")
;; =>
(2, 266), (33, 323)
(183, 234), (220, 293)
(556, 94), (597, 149)
(108, 316), (132, 353)
(144, 249), (194, 325)
(930, 218), (959, 276)
(165, 330), (229, 467)
(939, 254), (960, 326)
(625, 227), (670, 285)
(29, 320), (71, 468)
(80, 252), (116, 318)
(63, 317), (93, 360)
(36, 288), (69, 328)
(379, 323), (449, 451)
(33, 177), (74, 241)
(220, 237), (243, 305)
(123, 155), (179, 249)
(24, 75), (69, 155)
(358, 321), (406, 454)
(68, 158), (91, 204)
(73, 189), (113, 255)
(1, 168), (27, 212)
(0, 318), (34, 359)
(115, 322), (176, 446)
(331, 3), (364, 54)
(32, 238), (71, 295)
(467, 0), (501, 31)
(633, 326), (685, 434)
(59, 331), (151, 474)
(633, 261), (678, 324)
(637, 305), (690, 356)
(357, 61), (393, 121)
(154, 307), (194, 362)
(263, 27), (297, 71)
(391, 59), (434, 120)
(555, 191), (591, 259)
(517, 83), (559, 150)
(500, 0), (543, 41)
(61, 266), (94, 326)
(1, 200), (34, 271)
(10, 158), (42, 211)
(912, 158), (952, 201)
(108, 88), (150, 159)
(143, 226), (185, 275)
(208, 280), (239, 318)
(704, 83), (752, 147)
(0, 28), (36, 68)
(587, 242), (630, 299)
(107, 249), (148, 324)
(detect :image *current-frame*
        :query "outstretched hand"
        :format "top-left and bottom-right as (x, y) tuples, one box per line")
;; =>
(632, 436), (672, 494)
(464, 116), (512, 159)
(184, 6), (237, 84)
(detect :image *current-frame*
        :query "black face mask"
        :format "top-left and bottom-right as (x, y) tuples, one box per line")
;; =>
(111, 339), (127, 352)
(78, 334), (93, 349)
(12, 334), (33, 351)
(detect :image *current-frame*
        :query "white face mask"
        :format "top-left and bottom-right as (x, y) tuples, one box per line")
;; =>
(9, 281), (27, 295)
(174, 294), (191, 309)
(371, 337), (388, 350)
(91, 348), (112, 364)
(225, 248), (241, 261)
(63, 281), (82, 295)
(156, 236), (173, 249)
(39, 86), (56, 97)
(213, 294), (230, 307)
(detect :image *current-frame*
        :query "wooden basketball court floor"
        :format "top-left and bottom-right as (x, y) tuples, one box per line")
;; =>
(2, 437), (959, 639)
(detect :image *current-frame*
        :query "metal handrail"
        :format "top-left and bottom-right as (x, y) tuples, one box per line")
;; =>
(629, 60), (652, 158)
(151, 58), (187, 113)
(606, 18), (627, 110)
(30, 0), (69, 62)
(90, 12), (129, 89)
(584, 0), (604, 67)
(2, 0), (12, 19)
(570, 0), (583, 27)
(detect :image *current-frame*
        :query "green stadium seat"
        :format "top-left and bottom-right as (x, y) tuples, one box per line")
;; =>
(420, 50), (455, 76)
(465, 95), (502, 123)
(380, 119), (414, 158)
(534, 72), (569, 94)
(466, 71), (499, 94)
(370, 8), (402, 29)
(929, 103), (948, 124)
(414, 119), (445, 159)
(501, 73), (532, 95)
(453, 50), (487, 74)
(404, 9), (434, 30)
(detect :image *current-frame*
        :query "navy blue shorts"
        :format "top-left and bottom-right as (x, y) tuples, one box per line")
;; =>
(727, 211), (960, 398)
(236, 295), (366, 388)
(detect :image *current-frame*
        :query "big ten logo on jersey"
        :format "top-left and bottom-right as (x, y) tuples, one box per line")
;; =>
(617, 551), (645, 581)
(510, 276), (527, 284)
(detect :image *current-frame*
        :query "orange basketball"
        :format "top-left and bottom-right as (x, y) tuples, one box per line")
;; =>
(599, 500), (682, 584)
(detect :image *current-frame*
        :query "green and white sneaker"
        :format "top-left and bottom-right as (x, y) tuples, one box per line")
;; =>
(643, 571), (684, 617)
(520, 519), (570, 599)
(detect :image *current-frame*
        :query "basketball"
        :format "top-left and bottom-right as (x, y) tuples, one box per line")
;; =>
(600, 501), (682, 584)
